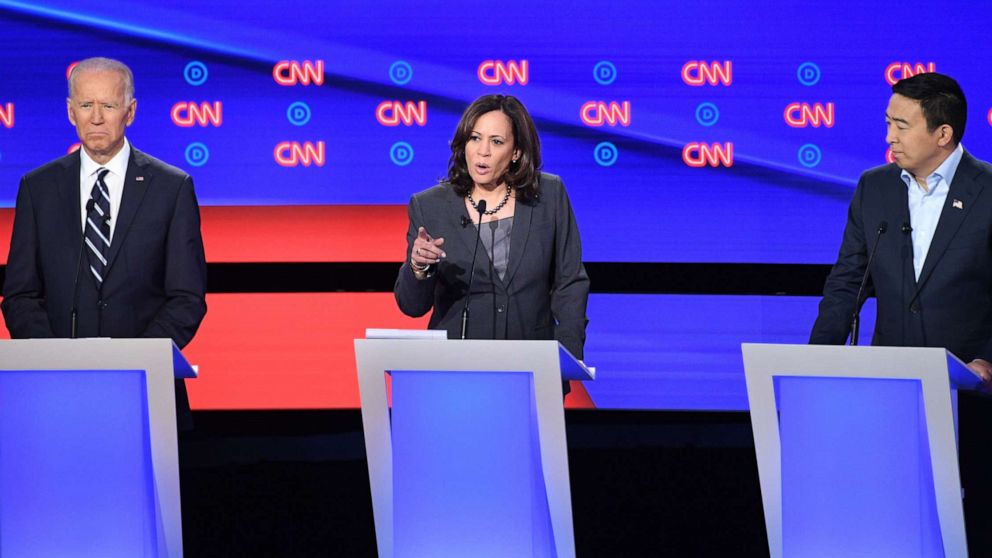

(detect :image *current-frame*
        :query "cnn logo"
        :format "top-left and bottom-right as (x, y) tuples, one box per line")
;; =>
(682, 142), (733, 168)
(478, 60), (528, 85)
(274, 141), (325, 167)
(580, 101), (631, 127)
(376, 101), (427, 126)
(273, 60), (325, 86)
(171, 102), (222, 127)
(784, 102), (834, 128)
(885, 62), (935, 85)
(682, 61), (732, 86)
(0, 103), (13, 128)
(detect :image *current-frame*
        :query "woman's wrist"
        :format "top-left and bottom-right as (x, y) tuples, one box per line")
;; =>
(411, 259), (431, 279)
(411, 260), (429, 272)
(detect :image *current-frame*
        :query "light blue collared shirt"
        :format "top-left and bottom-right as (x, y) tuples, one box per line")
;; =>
(902, 143), (964, 280)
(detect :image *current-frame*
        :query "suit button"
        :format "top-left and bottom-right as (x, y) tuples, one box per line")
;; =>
(497, 305), (505, 313)
(910, 303), (920, 314)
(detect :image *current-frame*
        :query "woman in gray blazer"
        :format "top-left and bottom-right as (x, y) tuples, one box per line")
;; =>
(394, 94), (589, 360)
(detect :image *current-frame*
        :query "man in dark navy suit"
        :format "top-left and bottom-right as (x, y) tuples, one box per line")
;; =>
(810, 72), (992, 386)
(2, 57), (207, 425)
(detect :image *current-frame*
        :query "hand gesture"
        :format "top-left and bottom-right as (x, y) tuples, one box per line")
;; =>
(410, 227), (445, 274)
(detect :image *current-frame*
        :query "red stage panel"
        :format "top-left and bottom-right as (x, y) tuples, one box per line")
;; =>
(0, 209), (10, 264)
(182, 293), (426, 409)
(200, 205), (409, 262)
(1, 292), (593, 409)
(0, 205), (595, 408)
(183, 293), (593, 409)
(0, 205), (410, 264)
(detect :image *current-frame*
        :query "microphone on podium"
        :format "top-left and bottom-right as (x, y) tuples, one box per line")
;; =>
(460, 199), (487, 339)
(850, 221), (887, 346)
(70, 197), (98, 338)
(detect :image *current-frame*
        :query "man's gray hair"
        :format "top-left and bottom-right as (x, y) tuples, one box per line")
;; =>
(67, 57), (135, 102)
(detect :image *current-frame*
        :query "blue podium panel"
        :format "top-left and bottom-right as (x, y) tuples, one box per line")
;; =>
(390, 370), (554, 558)
(776, 376), (941, 558)
(0, 370), (157, 558)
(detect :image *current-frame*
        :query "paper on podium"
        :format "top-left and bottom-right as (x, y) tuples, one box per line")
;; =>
(365, 328), (448, 340)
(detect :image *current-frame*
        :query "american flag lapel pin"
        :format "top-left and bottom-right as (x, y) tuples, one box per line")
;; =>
(136, 176), (145, 182)
(953, 199), (963, 209)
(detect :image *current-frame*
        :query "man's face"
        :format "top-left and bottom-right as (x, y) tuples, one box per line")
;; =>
(885, 93), (952, 178)
(67, 70), (136, 164)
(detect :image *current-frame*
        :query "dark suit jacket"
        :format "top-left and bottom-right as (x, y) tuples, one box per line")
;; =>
(811, 151), (992, 362)
(394, 172), (590, 359)
(2, 147), (208, 426)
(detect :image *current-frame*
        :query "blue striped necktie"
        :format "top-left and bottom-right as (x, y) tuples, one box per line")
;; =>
(84, 168), (112, 288)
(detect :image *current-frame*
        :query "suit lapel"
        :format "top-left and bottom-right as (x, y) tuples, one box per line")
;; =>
(894, 178), (916, 287)
(913, 152), (985, 297)
(449, 188), (481, 254)
(103, 148), (150, 276)
(503, 195), (532, 287)
(58, 151), (83, 246)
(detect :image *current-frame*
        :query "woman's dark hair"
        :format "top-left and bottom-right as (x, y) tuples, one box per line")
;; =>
(447, 94), (542, 202)
(892, 72), (967, 145)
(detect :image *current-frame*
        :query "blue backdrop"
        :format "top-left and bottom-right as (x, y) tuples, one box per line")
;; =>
(3, 0), (990, 263)
(0, 0), (986, 409)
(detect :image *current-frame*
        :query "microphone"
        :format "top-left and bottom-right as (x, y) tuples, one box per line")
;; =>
(70, 198), (96, 338)
(901, 223), (912, 234)
(460, 199), (486, 339)
(850, 221), (888, 346)
(489, 219), (499, 338)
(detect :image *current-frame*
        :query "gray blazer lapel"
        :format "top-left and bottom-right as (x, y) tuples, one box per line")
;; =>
(103, 149), (150, 275)
(503, 196), (532, 287)
(913, 152), (986, 296)
(449, 188), (480, 254)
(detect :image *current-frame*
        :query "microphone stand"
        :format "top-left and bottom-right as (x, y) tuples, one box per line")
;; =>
(489, 219), (497, 339)
(460, 199), (487, 339)
(850, 221), (888, 346)
(70, 198), (96, 338)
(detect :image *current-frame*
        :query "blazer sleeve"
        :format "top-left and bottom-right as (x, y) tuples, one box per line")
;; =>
(1, 178), (56, 338)
(139, 175), (207, 349)
(809, 175), (870, 345)
(394, 194), (437, 317)
(549, 177), (590, 359)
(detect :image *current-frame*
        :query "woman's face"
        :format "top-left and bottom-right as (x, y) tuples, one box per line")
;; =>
(464, 110), (521, 190)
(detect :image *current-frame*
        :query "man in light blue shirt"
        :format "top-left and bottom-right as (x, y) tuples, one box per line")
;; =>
(903, 142), (962, 281)
(811, 72), (992, 386)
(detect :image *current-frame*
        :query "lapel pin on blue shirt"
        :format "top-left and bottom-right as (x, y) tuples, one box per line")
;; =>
(953, 199), (963, 209)
(136, 176), (144, 182)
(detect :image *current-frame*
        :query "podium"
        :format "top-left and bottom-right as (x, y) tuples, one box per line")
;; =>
(355, 338), (594, 558)
(742, 343), (983, 558)
(0, 338), (195, 558)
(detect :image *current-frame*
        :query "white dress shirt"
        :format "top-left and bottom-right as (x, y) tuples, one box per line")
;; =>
(79, 138), (130, 242)
(901, 143), (964, 281)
